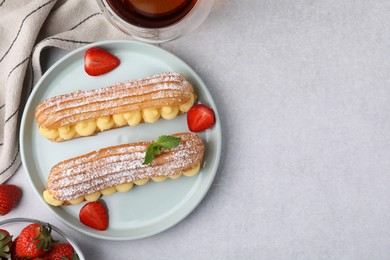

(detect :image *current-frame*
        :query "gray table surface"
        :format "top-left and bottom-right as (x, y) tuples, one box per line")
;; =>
(6, 0), (390, 259)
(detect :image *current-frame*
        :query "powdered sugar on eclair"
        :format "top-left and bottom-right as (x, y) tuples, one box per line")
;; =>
(35, 72), (196, 141)
(45, 132), (204, 202)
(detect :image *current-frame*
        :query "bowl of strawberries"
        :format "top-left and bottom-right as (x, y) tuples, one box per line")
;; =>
(0, 218), (84, 260)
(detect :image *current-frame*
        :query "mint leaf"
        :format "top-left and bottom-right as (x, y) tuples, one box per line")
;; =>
(142, 135), (181, 165)
(155, 135), (181, 149)
(154, 145), (161, 155)
(143, 144), (156, 165)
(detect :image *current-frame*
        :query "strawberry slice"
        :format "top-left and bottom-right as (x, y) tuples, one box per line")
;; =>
(0, 184), (22, 216)
(187, 104), (215, 132)
(84, 47), (120, 76)
(79, 201), (108, 231)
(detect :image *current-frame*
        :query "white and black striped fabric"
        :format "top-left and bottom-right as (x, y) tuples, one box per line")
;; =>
(0, 0), (129, 183)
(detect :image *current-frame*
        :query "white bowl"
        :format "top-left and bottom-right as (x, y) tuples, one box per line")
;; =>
(0, 218), (85, 260)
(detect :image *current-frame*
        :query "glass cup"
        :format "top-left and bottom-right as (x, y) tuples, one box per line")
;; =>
(96, 0), (215, 43)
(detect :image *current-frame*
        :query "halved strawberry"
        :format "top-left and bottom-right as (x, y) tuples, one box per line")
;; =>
(0, 184), (22, 216)
(79, 201), (108, 231)
(187, 104), (215, 132)
(84, 47), (120, 76)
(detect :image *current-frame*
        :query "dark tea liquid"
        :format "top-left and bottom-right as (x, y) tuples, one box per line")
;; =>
(107, 0), (198, 28)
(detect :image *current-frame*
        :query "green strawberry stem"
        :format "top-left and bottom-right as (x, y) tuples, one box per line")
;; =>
(34, 224), (56, 252)
(0, 231), (12, 258)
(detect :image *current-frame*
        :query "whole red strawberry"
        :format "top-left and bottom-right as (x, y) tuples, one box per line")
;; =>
(41, 243), (78, 260)
(15, 223), (54, 258)
(0, 184), (22, 216)
(84, 47), (120, 76)
(79, 201), (108, 231)
(0, 229), (12, 259)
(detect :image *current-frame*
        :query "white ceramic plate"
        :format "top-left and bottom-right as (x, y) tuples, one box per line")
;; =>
(20, 40), (221, 240)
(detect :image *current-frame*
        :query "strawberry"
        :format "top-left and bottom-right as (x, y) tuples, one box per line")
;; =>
(0, 184), (22, 215)
(0, 229), (12, 259)
(15, 223), (54, 258)
(40, 243), (78, 260)
(84, 47), (120, 76)
(187, 104), (215, 132)
(79, 201), (108, 231)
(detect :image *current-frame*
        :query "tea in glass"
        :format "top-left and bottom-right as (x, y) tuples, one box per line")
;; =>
(96, 0), (215, 43)
(106, 0), (198, 28)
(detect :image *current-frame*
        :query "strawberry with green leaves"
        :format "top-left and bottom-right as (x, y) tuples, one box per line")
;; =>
(0, 184), (22, 216)
(0, 229), (12, 259)
(15, 223), (55, 258)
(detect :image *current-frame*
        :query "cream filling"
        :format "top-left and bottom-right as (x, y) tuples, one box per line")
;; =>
(169, 173), (182, 180)
(183, 165), (200, 176)
(179, 93), (195, 112)
(116, 182), (134, 192)
(133, 178), (150, 185)
(44, 164), (201, 206)
(39, 126), (59, 140)
(43, 190), (63, 206)
(101, 187), (116, 195)
(112, 114), (127, 127)
(151, 176), (168, 182)
(161, 106), (179, 120)
(58, 125), (76, 140)
(68, 196), (85, 205)
(75, 120), (97, 136)
(96, 116), (114, 131)
(84, 191), (101, 202)
(123, 111), (142, 126)
(142, 108), (160, 123)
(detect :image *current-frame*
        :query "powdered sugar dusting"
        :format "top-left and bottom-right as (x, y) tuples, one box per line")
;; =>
(35, 72), (194, 128)
(47, 133), (204, 201)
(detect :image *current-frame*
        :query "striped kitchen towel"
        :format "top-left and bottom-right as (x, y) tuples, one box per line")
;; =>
(0, 0), (129, 183)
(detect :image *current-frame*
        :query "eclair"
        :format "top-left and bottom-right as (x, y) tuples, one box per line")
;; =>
(35, 72), (196, 142)
(43, 132), (205, 206)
